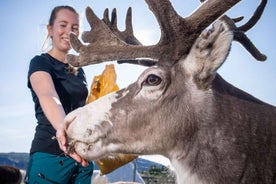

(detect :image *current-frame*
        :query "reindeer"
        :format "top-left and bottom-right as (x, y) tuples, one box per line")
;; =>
(64, 0), (276, 183)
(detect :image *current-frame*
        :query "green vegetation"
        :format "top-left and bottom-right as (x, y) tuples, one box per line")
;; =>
(140, 165), (175, 184)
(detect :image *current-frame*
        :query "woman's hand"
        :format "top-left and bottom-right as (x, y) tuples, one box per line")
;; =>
(56, 124), (89, 167)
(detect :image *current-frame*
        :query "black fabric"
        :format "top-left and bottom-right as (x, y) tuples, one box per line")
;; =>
(27, 53), (88, 155)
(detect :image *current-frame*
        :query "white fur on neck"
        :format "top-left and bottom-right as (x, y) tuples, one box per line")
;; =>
(171, 158), (204, 184)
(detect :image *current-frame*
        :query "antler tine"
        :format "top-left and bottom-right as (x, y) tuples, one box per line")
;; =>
(238, 0), (267, 32)
(234, 32), (266, 61)
(102, 8), (112, 28)
(103, 7), (157, 66)
(81, 7), (107, 43)
(113, 8), (158, 66)
(123, 7), (142, 45)
(103, 7), (141, 46)
(234, 0), (267, 61)
(218, 0), (267, 61)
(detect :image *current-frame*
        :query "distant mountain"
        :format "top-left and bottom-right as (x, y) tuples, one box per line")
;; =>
(0, 152), (29, 169)
(0, 152), (163, 171)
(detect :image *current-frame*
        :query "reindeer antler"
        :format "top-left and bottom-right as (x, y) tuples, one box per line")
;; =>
(102, 8), (157, 66)
(219, 0), (267, 61)
(67, 6), (159, 67)
(67, 0), (241, 67)
(102, 8), (140, 46)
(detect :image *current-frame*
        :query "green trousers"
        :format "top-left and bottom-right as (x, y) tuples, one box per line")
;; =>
(24, 152), (94, 184)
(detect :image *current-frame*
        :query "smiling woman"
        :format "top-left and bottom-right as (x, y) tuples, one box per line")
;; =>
(24, 5), (94, 184)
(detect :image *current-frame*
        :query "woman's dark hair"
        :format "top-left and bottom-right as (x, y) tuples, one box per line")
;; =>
(48, 5), (79, 26)
(0, 165), (22, 184)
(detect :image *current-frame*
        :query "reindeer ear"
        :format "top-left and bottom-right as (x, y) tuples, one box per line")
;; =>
(183, 21), (233, 89)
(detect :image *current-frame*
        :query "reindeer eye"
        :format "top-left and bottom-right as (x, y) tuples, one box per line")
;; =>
(144, 74), (162, 86)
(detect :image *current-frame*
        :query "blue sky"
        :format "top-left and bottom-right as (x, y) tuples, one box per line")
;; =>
(0, 0), (275, 166)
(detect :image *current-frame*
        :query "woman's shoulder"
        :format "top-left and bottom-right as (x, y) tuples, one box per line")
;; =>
(30, 53), (51, 63)
(28, 53), (54, 75)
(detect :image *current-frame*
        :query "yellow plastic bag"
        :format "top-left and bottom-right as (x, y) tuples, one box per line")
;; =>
(86, 64), (137, 175)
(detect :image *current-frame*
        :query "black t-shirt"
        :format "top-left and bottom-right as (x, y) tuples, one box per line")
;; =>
(27, 53), (88, 155)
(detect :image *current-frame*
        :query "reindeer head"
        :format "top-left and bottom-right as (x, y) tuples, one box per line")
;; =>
(64, 0), (268, 162)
